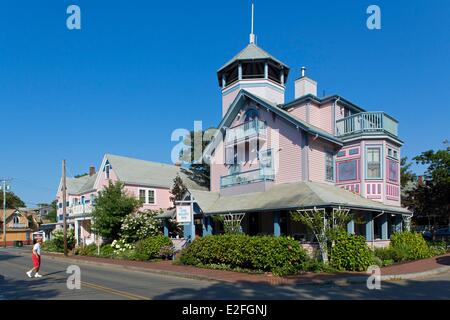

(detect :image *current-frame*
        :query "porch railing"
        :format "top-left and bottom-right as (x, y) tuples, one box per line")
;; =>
(336, 112), (398, 137)
(220, 168), (274, 188)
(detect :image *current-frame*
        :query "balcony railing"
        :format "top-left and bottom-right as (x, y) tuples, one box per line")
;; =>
(336, 112), (398, 137)
(220, 168), (274, 188)
(225, 119), (267, 146)
(68, 204), (93, 217)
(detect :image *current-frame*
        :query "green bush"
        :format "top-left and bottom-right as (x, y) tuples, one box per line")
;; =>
(75, 244), (97, 256)
(134, 236), (173, 261)
(179, 234), (308, 276)
(301, 258), (338, 273)
(99, 244), (115, 257)
(428, 241), (448, 256)
(330, 233), (373, 271)
(390, 231), (433, 261)
(374, 247), (397, 261)
(52, 229), (76, 251)
(41, 240), (63, 253)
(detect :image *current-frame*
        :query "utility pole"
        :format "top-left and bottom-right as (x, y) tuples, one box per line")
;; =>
(1, 178), (12, 248)
(62, 160), (68, 256)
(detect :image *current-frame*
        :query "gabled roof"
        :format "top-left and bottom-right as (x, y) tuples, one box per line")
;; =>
(102, 154), (208, 191)
(282, 94), (367, 114)
(218, 43), (289, 73)
(203, 90), (343, 157)
(190, 181), (412, 216)
(66, 173), (98, 195)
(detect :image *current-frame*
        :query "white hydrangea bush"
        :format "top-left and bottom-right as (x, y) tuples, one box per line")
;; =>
(119, 210), (162, 243)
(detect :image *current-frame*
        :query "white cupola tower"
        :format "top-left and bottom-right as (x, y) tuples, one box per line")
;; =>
(217, 3), (290, 116)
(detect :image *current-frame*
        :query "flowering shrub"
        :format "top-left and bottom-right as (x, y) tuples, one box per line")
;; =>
(120, 210), (162, 243)
(111, 239), (136, 256)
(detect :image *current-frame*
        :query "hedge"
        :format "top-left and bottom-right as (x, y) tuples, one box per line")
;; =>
(179, 234), (308, 276)
(134, 235), (173, 260)
(330, 233), (373, 271)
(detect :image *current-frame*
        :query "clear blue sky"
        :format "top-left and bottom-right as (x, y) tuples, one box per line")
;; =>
(1, 0), (449, 206)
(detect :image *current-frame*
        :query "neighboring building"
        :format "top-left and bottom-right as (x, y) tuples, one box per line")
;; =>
(55, 154), (207, 246)
(0, 209), (40, 246)
(167, 25), (412, 246)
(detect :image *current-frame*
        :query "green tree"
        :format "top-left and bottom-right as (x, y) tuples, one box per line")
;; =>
(169, 174), (188, 207)
(0, 191), (26, 209)
(91, 181), (142, 241)
(400, 157), (416, 188)
(179, 129), (215, 188)
(43, 200), (58, 223)
(405, 145), (450, 227)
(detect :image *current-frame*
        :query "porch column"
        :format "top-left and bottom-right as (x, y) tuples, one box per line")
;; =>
(163, 219), (169, 237)
(381, 213), (388, 240)
(264, 62), (268, 79)
(273, 212), (280, 237)
(347, 219), (355, 234)
(74, 220), (80, 247)
(365, 213), (373, 241)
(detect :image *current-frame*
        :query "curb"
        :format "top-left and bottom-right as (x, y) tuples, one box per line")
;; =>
(7, 250), (450, 286)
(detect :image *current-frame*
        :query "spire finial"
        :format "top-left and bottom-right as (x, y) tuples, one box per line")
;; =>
(249, 1), (255, 44)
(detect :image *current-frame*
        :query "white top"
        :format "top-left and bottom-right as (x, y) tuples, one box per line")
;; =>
(33, 243), (41, 256)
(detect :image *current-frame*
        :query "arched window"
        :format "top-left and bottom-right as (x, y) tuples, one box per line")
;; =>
(244, 108), (259, 122)
(13, 216), (19, 224)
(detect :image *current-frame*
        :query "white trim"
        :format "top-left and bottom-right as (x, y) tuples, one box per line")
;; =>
(138, 188), (157, 205)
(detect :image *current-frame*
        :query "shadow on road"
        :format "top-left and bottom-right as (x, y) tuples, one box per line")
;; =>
(436, 255), (450, 266)
(153, 277), (450, 300)
(0, 274), (60, 300)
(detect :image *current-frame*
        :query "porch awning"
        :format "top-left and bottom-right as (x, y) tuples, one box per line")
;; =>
(190, 181), (412, 216)
(155, 209), (176, 219)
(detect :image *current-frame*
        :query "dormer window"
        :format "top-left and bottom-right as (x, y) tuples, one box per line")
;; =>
(105, 164), (110, 179)
(13, 216), (19, 224)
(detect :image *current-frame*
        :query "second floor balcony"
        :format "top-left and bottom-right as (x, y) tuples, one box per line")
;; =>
(220, 168), (274, 188)
(68, 203), (93, 217)
(336, 112), (398, 138)
(225, 119), (267, 147)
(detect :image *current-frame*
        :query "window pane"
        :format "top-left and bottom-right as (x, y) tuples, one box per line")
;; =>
(367, 148), (381, 179)
(148, 190), (155, 204)
(338, 160), (358, 181)
(139, 190), (146, 203)
(325, 152), (334, 181)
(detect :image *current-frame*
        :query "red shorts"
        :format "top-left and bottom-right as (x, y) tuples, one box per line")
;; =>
(32, 254), (40, 268)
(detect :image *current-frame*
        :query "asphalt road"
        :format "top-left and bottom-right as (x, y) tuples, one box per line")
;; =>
(1, 247), (449, 300)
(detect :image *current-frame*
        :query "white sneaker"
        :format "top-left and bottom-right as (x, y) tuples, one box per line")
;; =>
(34, 273), (42, 278)
(26, 271), (33, 278)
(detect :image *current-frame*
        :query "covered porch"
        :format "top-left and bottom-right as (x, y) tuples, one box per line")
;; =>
(164, 181), (412, 246)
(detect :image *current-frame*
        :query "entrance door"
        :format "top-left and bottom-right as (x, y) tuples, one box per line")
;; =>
(248, 213), (259, 236)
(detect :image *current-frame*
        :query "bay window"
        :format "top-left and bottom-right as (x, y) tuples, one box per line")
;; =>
(366, 147), (381, 179)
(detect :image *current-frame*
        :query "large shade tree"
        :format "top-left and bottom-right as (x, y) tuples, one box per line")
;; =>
(404, 145), (450, 227)
(0, 191), (26, 209)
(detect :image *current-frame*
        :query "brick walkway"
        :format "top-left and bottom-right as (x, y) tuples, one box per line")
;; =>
(43, 252), (450, 286)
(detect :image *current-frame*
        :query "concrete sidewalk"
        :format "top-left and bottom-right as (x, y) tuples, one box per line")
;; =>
(21, 250), (450, 286)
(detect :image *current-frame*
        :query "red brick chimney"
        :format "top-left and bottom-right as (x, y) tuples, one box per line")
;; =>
(89, 166), (96, 177)
(418, 175), (423, 186)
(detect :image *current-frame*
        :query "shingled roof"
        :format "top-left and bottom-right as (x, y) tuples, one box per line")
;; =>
(189, 181), (412, 215)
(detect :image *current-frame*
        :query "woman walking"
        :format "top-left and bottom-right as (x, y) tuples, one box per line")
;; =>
(26, 237), (43, 278)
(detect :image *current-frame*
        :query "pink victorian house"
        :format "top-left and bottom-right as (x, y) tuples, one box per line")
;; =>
(172, 35), (411, 246)
(55, 154), (206, 245)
